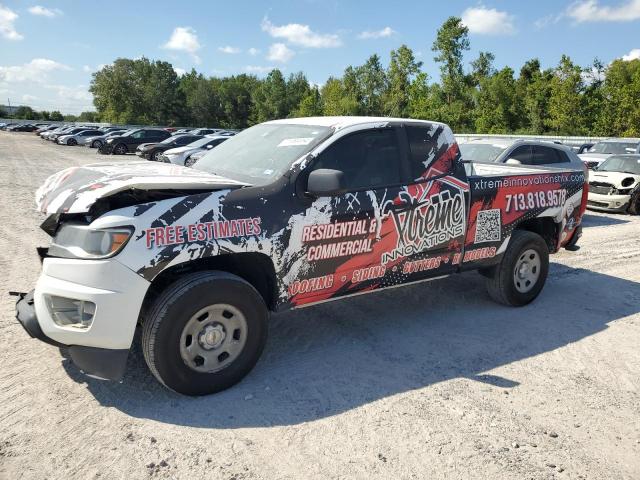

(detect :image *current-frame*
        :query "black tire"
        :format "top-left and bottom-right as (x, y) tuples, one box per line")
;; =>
(151, 150), (162, 162)
(485, 230), (549, 306)
(142, 271), (268, 396)
(185, 155), (198, 167)
(92, 140), (103, 148)
(113, 143), (127, 155)
(628, 190), (640, 215)
(67, 138), (77, 146)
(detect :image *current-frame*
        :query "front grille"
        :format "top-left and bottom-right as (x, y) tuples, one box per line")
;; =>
(589, 182), (613, 195)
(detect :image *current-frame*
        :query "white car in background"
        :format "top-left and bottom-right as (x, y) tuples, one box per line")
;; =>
(587, 154), (640, 214)
(82, 129), (129, 148)
(579, 139), (640, 169)
(57, 128), (105, 146)
(160, 135), (230, 166)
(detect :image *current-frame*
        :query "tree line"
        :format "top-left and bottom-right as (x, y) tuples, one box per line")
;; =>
(13, 17), (640, 136)
(0, 105), (99, 123)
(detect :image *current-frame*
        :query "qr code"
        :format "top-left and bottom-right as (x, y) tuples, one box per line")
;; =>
(475, 209), (501, 243)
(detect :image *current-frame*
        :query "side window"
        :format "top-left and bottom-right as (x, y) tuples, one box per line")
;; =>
(507, 145), (533, 164)
(131, 131), (144, 139)
(312, 129), (402, 191)
(406, 125), (438, 179)
(176, 136), (195, 146)
(532, 146), (565, 165)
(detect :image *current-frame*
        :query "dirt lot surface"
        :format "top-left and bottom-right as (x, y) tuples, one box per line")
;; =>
(0, 131), (639, 480)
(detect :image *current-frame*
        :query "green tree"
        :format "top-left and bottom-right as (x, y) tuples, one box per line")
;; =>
(49, 111), (64, 121)
(285, 72), (312, 117)
(252, 69), (288, 122)
(78, 111), (99, 122)
(431, 17), (473, 131)
(292, 87), (323, 117)
(217, 74), (258, 129)
(383, 45), (422, 117)
(547, 55), (584, 135)
(596, 58), (640, 136)
(321, 77), (359, 115)
(475, 67), (519, 133)
(14, 106), (39, 119)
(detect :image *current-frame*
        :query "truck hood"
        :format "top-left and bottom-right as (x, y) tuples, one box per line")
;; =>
(36, 161), (248, 215)
(589, 171), (640, 188)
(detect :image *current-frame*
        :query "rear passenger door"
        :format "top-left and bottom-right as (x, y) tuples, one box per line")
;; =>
(530, 145), (569, 167)
(504, 145), (533, 165)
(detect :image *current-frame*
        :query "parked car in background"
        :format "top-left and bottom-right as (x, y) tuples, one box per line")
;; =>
(569, 143), (594, 154)
(57, 129), (105, 146)
(99, 128), (172, 155)
(171, 128), (194, 136)
(579, 139), (640, 169)
(160, 135), (230, 166)
(587, 154), (640, 214)
(459, 138), (585, 170)
(83, 129), (129, 148)
(136, 134), (203, 161)
(8, 124), (39, 132)
(183, 148), (207, 167)
(51, 127), (92, 142)
(187, 128), (222, 136)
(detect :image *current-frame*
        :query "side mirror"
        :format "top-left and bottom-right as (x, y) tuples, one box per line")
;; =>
(505, 158), (522, 165)
(307, 169), (345, 197)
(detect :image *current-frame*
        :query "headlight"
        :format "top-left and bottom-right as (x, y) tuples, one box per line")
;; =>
(49, 224), (133, 259)
(106, 138), (115, 143)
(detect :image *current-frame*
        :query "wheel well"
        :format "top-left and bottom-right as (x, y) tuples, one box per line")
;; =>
(141, 253), (278, 319)
(515, 217), (558, 252)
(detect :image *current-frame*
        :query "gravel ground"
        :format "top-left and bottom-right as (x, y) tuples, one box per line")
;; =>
(1, 131), (639, 480)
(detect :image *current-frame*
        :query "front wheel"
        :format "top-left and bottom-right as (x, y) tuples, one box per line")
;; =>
(113, 143), (127, 155)
(151, 150), (163, 162)
(142, 272), (268, 396)
(485, 230), (549, 306)
(92, 140), (103, 148)
(67, 138), (77, 146)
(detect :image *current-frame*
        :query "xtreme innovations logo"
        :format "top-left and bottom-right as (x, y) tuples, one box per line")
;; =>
(382, 188), (466, 265)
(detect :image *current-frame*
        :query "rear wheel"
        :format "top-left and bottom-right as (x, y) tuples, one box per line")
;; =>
(142, 271), (268, 396)
(485, 230), (549, 306)
(113, 143), (127, 155)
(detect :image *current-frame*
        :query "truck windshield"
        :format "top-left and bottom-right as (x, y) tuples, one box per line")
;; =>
(193, 123), (332, 185)
(589, 142), (637, 154)
(459, 143), (507, 163)
(596, 155), (640, 175)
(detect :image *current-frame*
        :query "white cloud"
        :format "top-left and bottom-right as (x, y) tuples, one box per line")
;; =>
(267, 43), (294, 63)
(28, 6), (62, 17)
(261, 17), (341, 48)
(162, 27), (201, 63)
(0, 5), (22, 40)
(244, 65), (276, 74)
(461, 6), (516, 35)
(218, 45), (241, 54)
(174, 67), (186, 76)
(248, 47), (260, 56)
(22, 94), (37, 102)
(622, 48), (640, 60)
(566, 0), (640, 23)
(82, 65), (92, 73)
(0, 58), (71, 83)
(357, 26), (395, 39)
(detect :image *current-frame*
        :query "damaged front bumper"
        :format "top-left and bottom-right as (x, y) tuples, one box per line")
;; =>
(12, 254), (150, 381)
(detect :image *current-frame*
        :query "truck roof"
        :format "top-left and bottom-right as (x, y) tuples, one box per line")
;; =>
(265, 116), (445, 130)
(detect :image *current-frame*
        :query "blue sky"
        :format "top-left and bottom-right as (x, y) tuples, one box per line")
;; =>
(1, 0), (639, 114)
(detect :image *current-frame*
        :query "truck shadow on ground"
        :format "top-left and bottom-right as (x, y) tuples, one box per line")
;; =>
(581, 213), (630, 227)
(62, 263), (640, 428)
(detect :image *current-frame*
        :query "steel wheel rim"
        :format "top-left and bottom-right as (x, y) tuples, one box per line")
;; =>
(179, 303), (248, 373)
(513, 248), (541, 293)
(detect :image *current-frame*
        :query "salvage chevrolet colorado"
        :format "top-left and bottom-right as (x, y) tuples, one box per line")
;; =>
(14, 117), (588, 395)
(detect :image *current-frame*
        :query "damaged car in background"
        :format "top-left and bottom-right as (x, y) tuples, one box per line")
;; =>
(587, 154), (640, 214)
